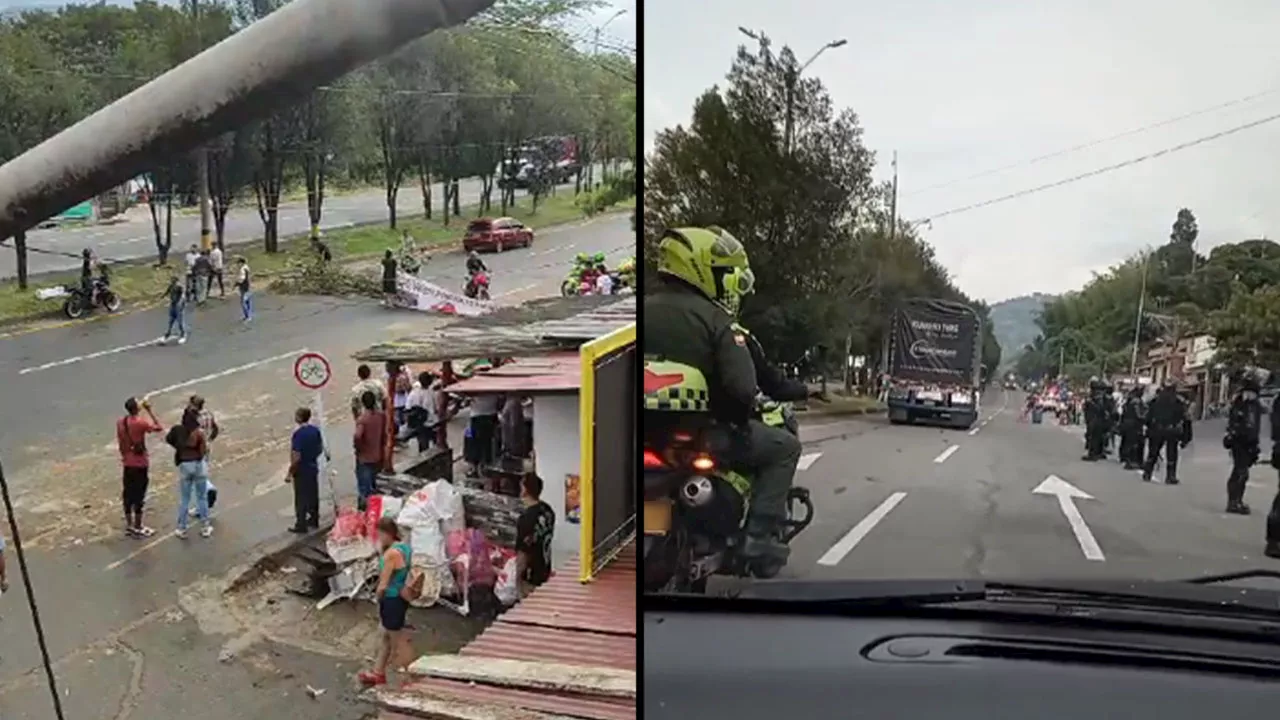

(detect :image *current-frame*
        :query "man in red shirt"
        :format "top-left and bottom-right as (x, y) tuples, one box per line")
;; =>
(353, 390), (387, 511)
(117, 397), (163, 537)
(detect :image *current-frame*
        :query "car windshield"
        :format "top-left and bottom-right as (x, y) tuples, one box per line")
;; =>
(466, 220), (492, 233)
(641, 3), (1280, 614)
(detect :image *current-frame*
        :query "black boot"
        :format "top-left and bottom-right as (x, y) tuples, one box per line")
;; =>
(1227, 501), (1252, 515)
(740, 516), (790, 566)
(1266, 542), (1280, 559)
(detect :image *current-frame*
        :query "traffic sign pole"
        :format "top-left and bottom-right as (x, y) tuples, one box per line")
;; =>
(293, 352), (337, 518)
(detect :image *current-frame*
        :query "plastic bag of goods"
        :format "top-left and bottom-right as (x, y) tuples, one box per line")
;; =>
(408, 522), (456, 597)
(398, 487), (439, 528)
(427, 479), (465, 534)
(493, 548), (520, 607)
(364, 495), (403, 536)
(447, 528), (496, 589)
(327, 507), (376, 565)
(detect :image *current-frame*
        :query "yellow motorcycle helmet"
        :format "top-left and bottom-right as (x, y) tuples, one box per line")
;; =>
(656, 226), (754, 314)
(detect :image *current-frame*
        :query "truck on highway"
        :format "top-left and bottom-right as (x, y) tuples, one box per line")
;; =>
(884, 297), (983, 429)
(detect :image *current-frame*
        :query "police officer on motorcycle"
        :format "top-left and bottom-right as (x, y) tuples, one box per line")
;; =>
(1142, 377), (1191, 484)
(1225, 367), (1266, 515)
(644, 226), (801, 566)
(735, 322), (810, 407)
(1118, 385), (1146, 470)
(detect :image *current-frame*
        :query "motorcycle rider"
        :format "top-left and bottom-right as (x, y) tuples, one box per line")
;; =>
(1225, 367), (1266, 515)
(465, 251), (488, 298)
(1142, 377), (1191, 484)
(1082, 378), (1108, 461)
(80, 248), (94, 301)
(644, 226), (800, 565)
(735, 322), (810, 405)
(1118, 385), (1146, 470)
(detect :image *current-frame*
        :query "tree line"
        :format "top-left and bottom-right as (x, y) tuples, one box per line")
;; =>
(0, 0), (636, 284)
(1014, 207), (1280, 381)
(643, 35), (1001, 389)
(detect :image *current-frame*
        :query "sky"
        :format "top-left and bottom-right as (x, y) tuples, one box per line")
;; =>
(643, 0), (1280, 303)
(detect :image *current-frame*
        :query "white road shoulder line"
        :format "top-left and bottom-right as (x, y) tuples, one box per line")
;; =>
(797, 452), (823, 471)
(933, 444), (960, 464)
(816, 491), (907, 567)
(19, 337), (162, 375)
(143, 348), (305, 400)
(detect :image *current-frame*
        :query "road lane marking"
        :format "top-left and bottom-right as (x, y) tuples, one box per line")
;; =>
(143, 348), (305, 400)
(1033, 475), (1104, 561)
(18, 337), (164, 375)
(496, 283), (539, 298)
(816, 491), (907, 566)
(933, 444), (960, 463)
(797, 452), (823, 471)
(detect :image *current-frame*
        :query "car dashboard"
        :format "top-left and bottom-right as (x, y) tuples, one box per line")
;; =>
(645, 603), (1280, 719)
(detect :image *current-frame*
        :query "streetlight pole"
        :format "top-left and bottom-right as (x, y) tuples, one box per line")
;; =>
(737, 27), (846, 155)
(592, 8), (626, 55)
(192, 0), (212, 252)
(1129, 252), (1150, 376)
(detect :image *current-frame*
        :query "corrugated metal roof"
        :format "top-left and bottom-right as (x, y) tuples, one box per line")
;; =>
(448, 353), (582, 395)
(378, 543), (636, 720)
(355, 295), (635, 363)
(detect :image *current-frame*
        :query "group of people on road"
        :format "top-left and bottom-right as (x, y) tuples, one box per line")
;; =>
(1074, 367), (1280, 559)
(158, 247), (252, 344)
(1080, 377), (1193, 483)
(116, 394), (220, 540)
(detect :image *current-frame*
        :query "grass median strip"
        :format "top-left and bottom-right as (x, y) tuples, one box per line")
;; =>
(0, 192), (625, 326)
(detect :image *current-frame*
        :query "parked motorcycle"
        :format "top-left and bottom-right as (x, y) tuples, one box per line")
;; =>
(63, 276), (120, 319)
(643, 361), (813, 594)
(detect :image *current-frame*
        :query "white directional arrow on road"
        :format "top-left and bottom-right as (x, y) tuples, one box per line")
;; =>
(1032, 475), (1105, 562)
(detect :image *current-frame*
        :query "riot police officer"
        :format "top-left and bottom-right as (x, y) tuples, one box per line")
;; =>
(1143, 377), (1190, 484)
(1082, 378), (1108, 461)
(1118, 386), (1146, 470)
(1224, 368), (1266, 515)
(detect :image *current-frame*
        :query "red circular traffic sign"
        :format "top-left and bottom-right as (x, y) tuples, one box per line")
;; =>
(294, 352), (332, 390)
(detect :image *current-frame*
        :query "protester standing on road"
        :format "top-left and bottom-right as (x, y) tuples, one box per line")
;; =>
(287, 407), (326, 533)
(117, 397), (163, 538)
(354, 391), (387, 511)
(161, 275), (188, 344)
(186, 396), (219, 517)
(209, 244), (225, 298)
(1225, 369), (1265, 515)
(385, 361), (412, 440)
(405, 372), (439, 452)
(1082, 378), (1107, 461)
(381, 250), (398, 307)
(168, 407), (213, 538)
(191, 250), (212, 304)
(235, 256), (252, 322)
(351, 364), (386, 419)
(184, 244), (200, 298)
(1142, 377), (1190, 485)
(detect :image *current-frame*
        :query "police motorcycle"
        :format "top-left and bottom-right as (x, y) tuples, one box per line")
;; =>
(642, 360), (814, 594)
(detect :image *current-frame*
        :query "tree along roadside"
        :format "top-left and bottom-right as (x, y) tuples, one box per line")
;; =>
(0, 192), (634, 327)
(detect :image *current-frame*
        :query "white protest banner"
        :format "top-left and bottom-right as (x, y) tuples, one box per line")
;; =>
(392, 272), (493, 316)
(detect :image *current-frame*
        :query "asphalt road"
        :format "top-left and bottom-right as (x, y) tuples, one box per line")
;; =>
(2, 168), (604, 279)
(0, 212), (633, 719)
(777, 390), (1280, 586)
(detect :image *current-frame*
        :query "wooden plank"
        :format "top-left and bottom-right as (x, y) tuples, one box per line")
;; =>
(373, 689), (579, 720)
(405, 656), (635, 700)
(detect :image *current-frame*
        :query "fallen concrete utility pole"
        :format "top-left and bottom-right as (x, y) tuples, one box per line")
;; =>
(0, 0), (495, 239)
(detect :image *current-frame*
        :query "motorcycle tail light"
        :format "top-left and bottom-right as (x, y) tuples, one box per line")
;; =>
(691, 455), (715, 472)
(643, 449), (667, 470)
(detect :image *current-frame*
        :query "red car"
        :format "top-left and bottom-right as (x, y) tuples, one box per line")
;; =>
(463, 217), (533, 253)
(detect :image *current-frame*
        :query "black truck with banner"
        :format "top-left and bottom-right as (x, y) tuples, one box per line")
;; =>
(884, 298), (983, 429)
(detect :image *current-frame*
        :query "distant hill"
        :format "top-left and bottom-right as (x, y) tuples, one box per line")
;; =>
(989, 293), (1054, 369)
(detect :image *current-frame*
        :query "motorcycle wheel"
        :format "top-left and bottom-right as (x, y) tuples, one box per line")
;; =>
(101, 290), (121, 313)
(561, 280), (576, 297)
(751, 558), (785, 580)
(63, 294), (85, 319)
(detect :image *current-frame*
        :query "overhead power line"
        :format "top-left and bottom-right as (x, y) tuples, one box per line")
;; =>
(906, 85), (1280, 197)
(917, 108), (1280, 224)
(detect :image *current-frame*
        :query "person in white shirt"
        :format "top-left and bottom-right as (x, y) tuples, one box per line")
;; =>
(209, 245), (224, 298)
(235, 256), (252, 322)
(405, 372), (439, 451)
(595, 270), (614, 296)
(184, 244), (200, 298)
